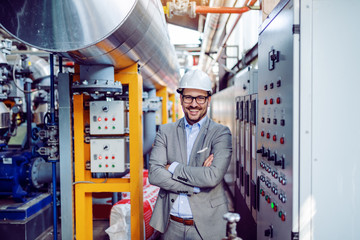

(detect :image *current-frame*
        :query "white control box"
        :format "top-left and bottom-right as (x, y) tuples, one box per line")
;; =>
(90, 138), (125, 172)
(89, 101), (125, 135)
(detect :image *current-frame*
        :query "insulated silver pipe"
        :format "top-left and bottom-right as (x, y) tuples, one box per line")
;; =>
(0, 0), (180, 90)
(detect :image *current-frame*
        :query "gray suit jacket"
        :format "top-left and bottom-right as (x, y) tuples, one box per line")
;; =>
(148, 117), (232, 240)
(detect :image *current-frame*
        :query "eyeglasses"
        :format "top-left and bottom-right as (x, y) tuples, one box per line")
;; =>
(182, 95), (208, 104)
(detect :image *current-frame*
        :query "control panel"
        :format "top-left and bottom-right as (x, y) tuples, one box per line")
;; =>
(89, 100), (126, 135)
(234, 68), (258, 221)
(90, 138), (125, 173)
(257, 1), (295, 239)
(89, 100), (127, 173)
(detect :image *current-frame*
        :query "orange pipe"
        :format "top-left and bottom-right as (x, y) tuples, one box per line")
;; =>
(196, 6), (250, 14)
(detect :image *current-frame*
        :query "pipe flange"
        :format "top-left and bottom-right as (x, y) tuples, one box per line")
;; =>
(72, 79), (122, 96)
(31, 157), (45, 189)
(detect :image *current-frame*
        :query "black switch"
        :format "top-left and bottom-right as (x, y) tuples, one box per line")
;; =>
(267, 118), (271, 124)
(273, 118), (277, 125)
(261, 117), (265, 123)
(262, 150), (268, 158)
(270, 82), (274, 89)
(280, 119), (285, 126)
(275, 156), (285, 169)
(264, 85), (268, 91)
(277, 80), (282, 87)
(264, 225), (273, 237)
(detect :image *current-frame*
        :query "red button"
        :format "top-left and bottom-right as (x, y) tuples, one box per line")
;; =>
(261, 131), (265, 137)
(105, 126), (108, 130)
(277, 97), (281, 104)
(280, 137), (285, 144)
(267, 133), (270, 139)
(281, 214), (286, 221)
(104, 117), (108, 121)
(112, 156), (115, 160)
(267, 197), (271, 203)
(98, 117), (102, 122)
(273, 135), (277, 141)
(264, 99), (267, 105)
(274, 205), (278, 212)
(112, 117), (116, 121)
(98, 155), (102, 160)
(105, 156), (108, 160)
(105, 164), (109, 168)
(270, 98), (274, 104)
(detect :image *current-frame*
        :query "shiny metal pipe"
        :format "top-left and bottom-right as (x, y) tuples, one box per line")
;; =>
(0, 0), (180, 90)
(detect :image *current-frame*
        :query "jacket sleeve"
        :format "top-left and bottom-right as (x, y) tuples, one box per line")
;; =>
(172, 126), (232, 188)
(148, 126), (195, 195)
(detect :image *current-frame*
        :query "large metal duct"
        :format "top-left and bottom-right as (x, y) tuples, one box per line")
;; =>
(0, 0), (180, 90)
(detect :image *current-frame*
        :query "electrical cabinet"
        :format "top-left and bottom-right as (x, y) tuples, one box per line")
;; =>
(257, 0), (360, 239)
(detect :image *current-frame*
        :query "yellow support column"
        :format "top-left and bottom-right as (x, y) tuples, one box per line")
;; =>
(115, 64), (144, 240)
(73, 93), (93, 240)
(169, 93), (176, 122)
(157, 87), (168, 124)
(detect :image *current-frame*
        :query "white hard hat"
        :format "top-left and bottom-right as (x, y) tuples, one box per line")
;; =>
(177, 69), (212, 95)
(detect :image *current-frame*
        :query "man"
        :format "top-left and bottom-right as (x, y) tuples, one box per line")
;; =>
(148, 69), (232, 240)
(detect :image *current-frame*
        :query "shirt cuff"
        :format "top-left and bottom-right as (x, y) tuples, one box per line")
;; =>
(194, 187), (200, 193)
(168, 162), (179, 174)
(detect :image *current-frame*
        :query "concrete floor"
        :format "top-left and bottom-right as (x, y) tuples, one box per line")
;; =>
(36, 220), (109, 240)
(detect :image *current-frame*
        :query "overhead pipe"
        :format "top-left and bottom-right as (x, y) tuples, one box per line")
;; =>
(205, 0), (258, 73)
(0, 0), (180, 91)
(198, 0), (238, 71)
(196, 6), (250, 14)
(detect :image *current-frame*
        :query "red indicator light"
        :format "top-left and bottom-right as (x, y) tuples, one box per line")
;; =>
(270, 98), (274, 104)
(277, 97), (281, 104)
(267, 197), (271, 203)
(261, 190), (265, 196)
(112, 156), (115, 160)
(105, 156), (108, 160)
(261, 131), (265, 137)
(264, 99), (267, 105)
(98, 155), (102, 160)
(105, 164), (109, 168)
(280, 137), (285, 144)
(98, 117), (102, 122)
(104, 117), (108, 121)
(266, 133), (270, 139)
(281, 214), (286, 221)
(274, 205), (278, 212)
(105, 126), (108, 130)
(112, 117), (116, 121)
(273, 135), (277, 141)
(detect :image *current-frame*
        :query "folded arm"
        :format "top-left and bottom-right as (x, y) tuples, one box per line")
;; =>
(172, 127), (232, 188)
(148, 127), (196, 195)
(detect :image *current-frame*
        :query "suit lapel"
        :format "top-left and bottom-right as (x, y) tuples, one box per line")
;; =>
(176, 118), (187, 164)
(189, 118), (210, 166)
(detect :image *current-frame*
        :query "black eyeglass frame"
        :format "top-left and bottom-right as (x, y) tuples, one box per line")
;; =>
(181, 94), (209, 104)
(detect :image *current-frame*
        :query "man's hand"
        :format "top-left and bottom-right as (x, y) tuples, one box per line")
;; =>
(165, 164), (170, 170)
(203, 154), (214, 167)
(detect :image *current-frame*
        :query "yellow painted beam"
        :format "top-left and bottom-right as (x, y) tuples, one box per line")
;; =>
(115, 64), (144, 240)
(157, 87), (168, 124)
(75, 182), (131, 192)
(169, 93), (175, 122)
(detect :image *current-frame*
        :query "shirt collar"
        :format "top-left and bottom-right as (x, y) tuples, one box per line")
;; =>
(184, 116), (207, 129)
